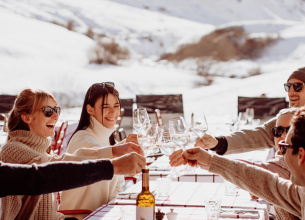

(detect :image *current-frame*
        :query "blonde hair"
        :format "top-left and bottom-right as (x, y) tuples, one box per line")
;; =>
(276, 107), (299, 120)
(7, 88), (57, 132)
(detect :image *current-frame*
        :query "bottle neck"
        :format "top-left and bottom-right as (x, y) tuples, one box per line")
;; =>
(142, 172), (149, 191)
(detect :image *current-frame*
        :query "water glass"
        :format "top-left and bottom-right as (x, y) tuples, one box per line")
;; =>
(204, 198), (222, 220)
(156, 178), (171, 201)
(224, 179), (238, 196)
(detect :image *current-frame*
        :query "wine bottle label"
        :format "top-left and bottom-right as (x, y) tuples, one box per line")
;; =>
(136, 206), (154, 220)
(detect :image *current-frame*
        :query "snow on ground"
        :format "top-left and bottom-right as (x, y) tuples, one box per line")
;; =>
(1, 0), (305, 123)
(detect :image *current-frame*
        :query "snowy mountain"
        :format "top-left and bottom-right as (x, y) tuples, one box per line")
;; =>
(0, 0), (305, 120)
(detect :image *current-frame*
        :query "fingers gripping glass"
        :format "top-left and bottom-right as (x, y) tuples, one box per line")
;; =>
(272, 126), (290, 138)
(284, 82), (305, 92)
(278, 140), (294, 155)
(88, 82), (115, 101)
(39, 106), (61, 117)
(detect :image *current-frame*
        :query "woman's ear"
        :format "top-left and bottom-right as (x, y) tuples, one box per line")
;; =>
(21, 113), (32, 124)
(86, 104), (94, 116)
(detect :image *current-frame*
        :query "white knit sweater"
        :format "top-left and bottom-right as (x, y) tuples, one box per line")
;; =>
(59, 116), (124, 218)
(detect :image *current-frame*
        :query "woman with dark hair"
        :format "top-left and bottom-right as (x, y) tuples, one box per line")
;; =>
(59, 82), (138, 219)
(0, 87), (144, 220)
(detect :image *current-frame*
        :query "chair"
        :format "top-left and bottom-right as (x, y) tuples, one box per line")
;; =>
(0, 95), (16, 113)
(118, 127), (127, 141)
(237, 96), (289, 120)
(136, 94), (184, 125)
(120, 99), (134, 117)
(52, 121), (68, 155)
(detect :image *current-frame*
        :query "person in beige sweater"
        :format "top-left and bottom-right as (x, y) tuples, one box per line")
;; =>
(170, 106), (305, 220)
(0, 88), (145, 220)
(196, 67), (305, 155)
(241, 108), (300, 220)
(60, 82), (133, 219)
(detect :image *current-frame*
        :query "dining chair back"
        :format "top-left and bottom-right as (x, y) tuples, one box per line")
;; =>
(120, 99), (134, 117)
(52, 121), (68, 155)
(136, 94), (183, 125)
(238, 96), (289, 120)
(118, 128), (127, 141)
(0, 95), (16, 113)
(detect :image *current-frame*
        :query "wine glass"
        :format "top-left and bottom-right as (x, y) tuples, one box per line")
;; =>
(138, 121), (159, 157)
(133, 108), (149, 133)
(168, 116), (190, 174)
(158, 124), (181, 178)
(238, 112), (248, 125)
(246, 108), (254, 124)
(191, 112), (208, 139)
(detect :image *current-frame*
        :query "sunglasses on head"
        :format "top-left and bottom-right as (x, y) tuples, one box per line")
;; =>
(88, 82), (115, 101)
(272, 126), (290, 138)
(284, 82), (305, 92)
(278, 140), (294, 155)
(39, 106), (61, 117)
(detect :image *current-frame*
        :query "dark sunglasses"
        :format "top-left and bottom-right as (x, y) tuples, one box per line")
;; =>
(284, 82), (305, 92)
(278, 140), (294, 155)
(88, 82), (115, 101)
(39, 106), (61, 117)
(272, 126), (290, 138)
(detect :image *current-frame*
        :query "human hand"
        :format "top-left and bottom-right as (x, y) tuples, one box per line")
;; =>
(112, 152), (146, 176)
(126, 133), (139, 145)
(112, 142), (144, 157)
(183, 147), (212, 169)
(195, 134), (218, 149)
(169, 149), (186, 167)
(249, 192), (259, 200)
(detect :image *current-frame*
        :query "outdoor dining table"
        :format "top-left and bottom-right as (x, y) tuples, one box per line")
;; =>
(84, 204), (267, 220)
(146, 148), (272, 183)
(108, 181), (269, 219)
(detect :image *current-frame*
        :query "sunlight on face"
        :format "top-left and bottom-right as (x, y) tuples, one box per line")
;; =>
(274, 113), (293, 152)
(91, 93), (120, 128)
(288, 79), (305, 107)
(27, 98), (59, 138)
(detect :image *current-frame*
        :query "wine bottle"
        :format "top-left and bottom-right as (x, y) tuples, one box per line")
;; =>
(136, 168), (155, 220)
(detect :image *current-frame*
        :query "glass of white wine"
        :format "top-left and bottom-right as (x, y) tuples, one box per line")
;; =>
(138, 121), (159, 157)
(133, 108), (149, 133)
(168, 116), (190, 176)
(191, 112), (208, 139)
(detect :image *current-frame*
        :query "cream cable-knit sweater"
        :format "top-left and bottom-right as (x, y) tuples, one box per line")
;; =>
(0, 130), (64, 220)
(59, 116), (124, 219)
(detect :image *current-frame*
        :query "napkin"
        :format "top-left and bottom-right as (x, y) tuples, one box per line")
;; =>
(116, 193), (138, 199)
(220, 210), (260, 219)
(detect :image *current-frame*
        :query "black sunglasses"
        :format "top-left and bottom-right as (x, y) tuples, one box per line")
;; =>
(284, 82), (305, 92)
(39, 106), (61, 117)
(272, 126), (290, 138)
(278, 140), (294, 155)
(88, 82), (115, 101)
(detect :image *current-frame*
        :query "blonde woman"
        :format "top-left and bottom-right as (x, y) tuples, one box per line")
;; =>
(0, 88), (144, 220)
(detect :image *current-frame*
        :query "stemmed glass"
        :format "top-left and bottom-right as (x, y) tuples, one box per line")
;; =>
(246, 108), (254, 125)
(169, 116), (189, 151)
(133, 108), (149, 133)
(191, 112), (208, 139)
(168, 116), (190, 175)
(138, 120), (159, 157)
(158, 124), (182, 178)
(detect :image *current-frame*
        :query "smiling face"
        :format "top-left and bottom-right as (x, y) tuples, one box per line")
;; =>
(25, 98), (59, 138)
(274, 113), (293, 152)
(288, 79), (305, 107)
(284, 125), (305, 186)
(87, 93), (120, 128)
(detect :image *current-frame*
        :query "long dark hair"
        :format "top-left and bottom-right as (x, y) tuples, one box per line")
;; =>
(69, 83), (121, 145)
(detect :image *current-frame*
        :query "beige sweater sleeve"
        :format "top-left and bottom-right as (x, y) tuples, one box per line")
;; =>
(225, 117), (276, 154)
(209, 154), (302, 218)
